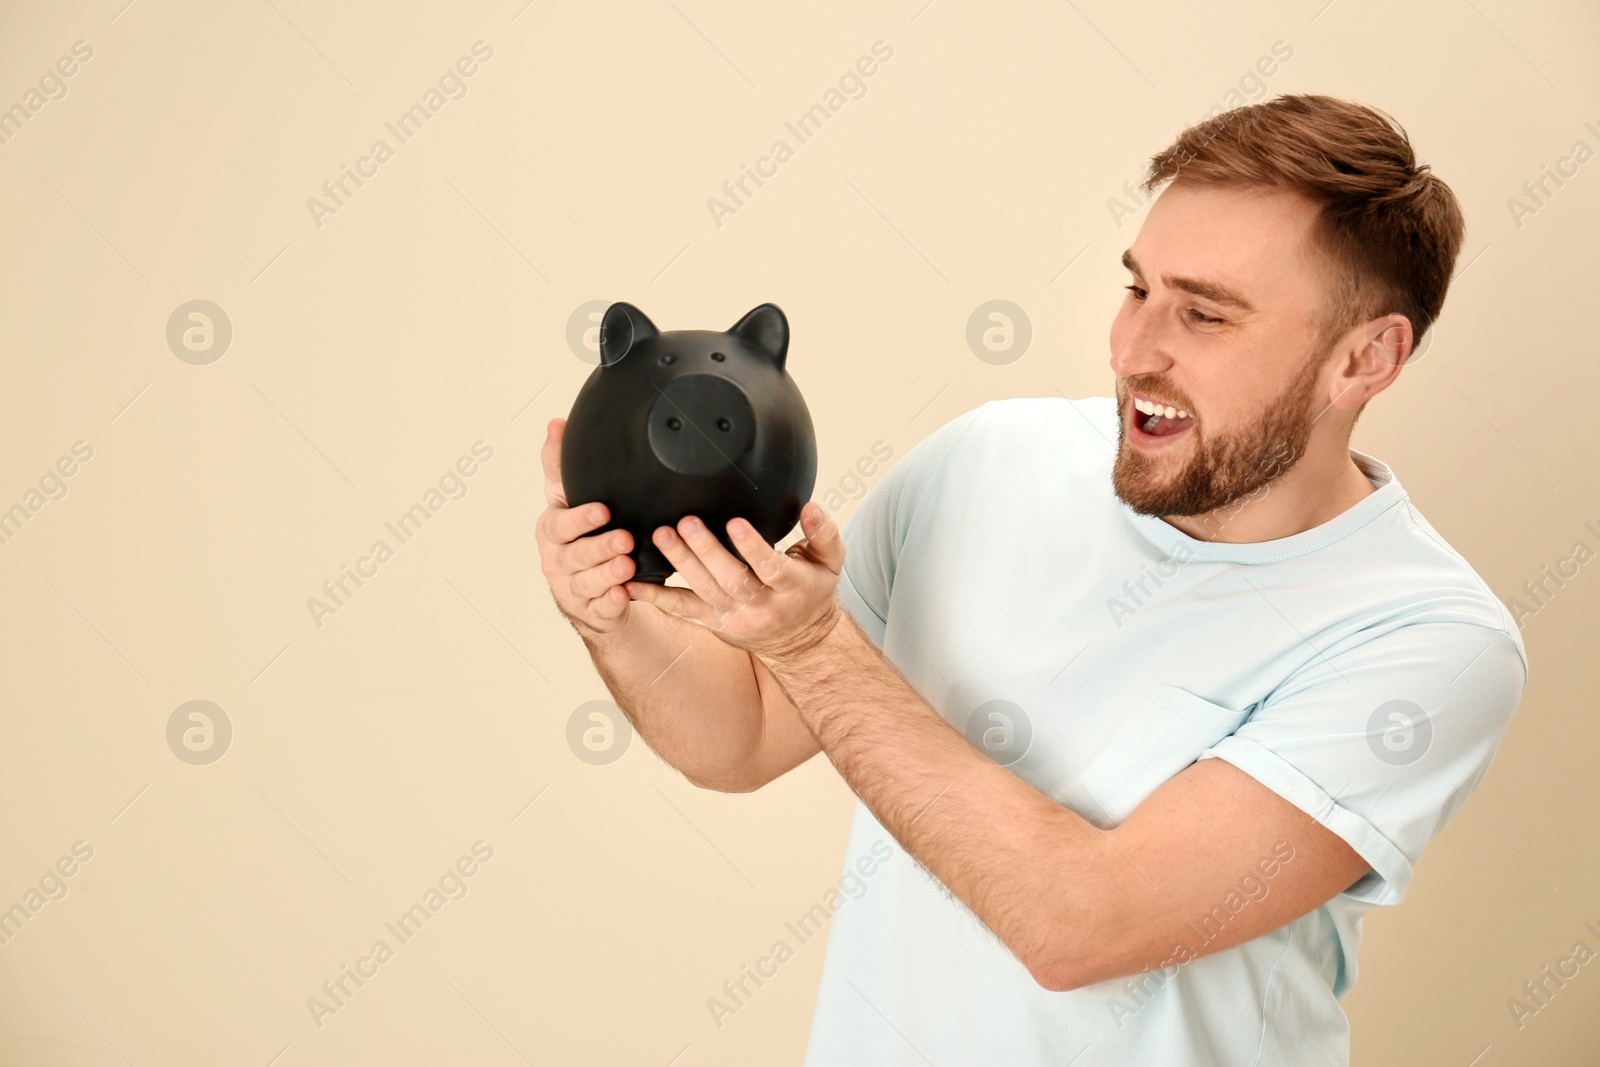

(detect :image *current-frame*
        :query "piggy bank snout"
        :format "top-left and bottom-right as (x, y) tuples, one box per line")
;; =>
(647, 374), (758, 476)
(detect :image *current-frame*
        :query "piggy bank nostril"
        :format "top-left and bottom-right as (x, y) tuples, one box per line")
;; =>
(647, 375), (756, 476)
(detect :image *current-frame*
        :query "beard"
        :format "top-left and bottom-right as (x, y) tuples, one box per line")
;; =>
(1111, 351), (1323, 518)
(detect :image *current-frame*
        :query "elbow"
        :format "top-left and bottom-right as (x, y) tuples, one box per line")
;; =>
(1027, 954), (1089, 994)
(1023, 913), (1120, 993)
(1029, 947), (1120, 993)
(684, 767), (766, 794)
(1027, 930), (1150, 993)
(684, 770), (733, 793)
(719, 770), (774, 793)
(1023, 848), (1146, 992)
(1020, 927), (1083, 992)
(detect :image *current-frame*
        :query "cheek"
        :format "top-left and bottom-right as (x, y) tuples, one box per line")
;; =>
(1192, 388), (1242, 435)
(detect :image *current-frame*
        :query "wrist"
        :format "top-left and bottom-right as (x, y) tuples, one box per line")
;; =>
(763, 600), (846, 673)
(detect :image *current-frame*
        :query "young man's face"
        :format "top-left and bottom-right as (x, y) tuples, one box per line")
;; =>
(1108, 180), (1343, 518)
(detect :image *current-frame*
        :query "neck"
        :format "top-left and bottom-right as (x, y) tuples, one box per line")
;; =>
(1160, 436), (1376, 544)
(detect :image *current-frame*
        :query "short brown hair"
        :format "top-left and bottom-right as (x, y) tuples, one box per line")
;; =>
(1141, 93), (1464, 361)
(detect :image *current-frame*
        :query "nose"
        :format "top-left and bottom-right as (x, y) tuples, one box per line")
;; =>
(1108, 299), (1176, 381)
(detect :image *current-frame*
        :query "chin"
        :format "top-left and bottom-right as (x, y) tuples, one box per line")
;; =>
(1112, 420), (1190, 515)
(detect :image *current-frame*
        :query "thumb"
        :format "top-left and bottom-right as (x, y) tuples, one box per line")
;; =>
(799, 503), (845, 571)
(624, 580), (702, 623)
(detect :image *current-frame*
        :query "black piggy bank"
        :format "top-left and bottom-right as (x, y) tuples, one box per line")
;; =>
(559, 301), (818, 584)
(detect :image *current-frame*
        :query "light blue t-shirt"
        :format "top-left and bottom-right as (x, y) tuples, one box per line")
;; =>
(802, 396), (1528, 1067)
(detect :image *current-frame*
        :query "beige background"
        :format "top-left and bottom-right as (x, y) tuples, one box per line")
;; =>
(1, 0), (1595, 1063)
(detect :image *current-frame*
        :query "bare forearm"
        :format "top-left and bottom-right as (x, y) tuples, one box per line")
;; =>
(574, 601), (764, 789)
(764, 610), (1118, 983)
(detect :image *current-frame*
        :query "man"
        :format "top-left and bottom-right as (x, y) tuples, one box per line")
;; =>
(537, 94), (1527, 1065)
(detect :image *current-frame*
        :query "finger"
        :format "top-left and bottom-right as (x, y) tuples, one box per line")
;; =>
(652, 521), (741, 613)
(568, 550), (636, 601)
(625, 579), (711, 625)
(583, 582), (630, 622)
(540, 418), (568, 508)
(561, 525), (633, 575)
(725, 517), (790, 589)
(794, 503), (846, 574)
(545, 500), (613, 550)
(674, 515), (761, 603)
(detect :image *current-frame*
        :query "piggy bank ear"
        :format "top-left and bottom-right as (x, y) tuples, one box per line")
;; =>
(728, 303), (789, 370)
(599, 302), (659, 367)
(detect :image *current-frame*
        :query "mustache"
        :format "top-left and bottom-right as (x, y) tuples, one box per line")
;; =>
(1119, 378), (1194, 411)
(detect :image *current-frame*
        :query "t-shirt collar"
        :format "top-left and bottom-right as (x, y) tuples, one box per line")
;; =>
(1118, 447), (1407, 564)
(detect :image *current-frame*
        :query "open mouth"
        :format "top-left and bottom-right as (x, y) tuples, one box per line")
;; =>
(1128, 391), (1195, 441)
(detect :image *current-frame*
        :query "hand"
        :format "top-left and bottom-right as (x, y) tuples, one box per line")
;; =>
(536, 417), (637, 638)
(625, 504), (846, 662)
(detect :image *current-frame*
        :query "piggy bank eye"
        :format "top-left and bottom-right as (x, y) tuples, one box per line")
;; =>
(658, 353), (676, 365)
(710, 351), (726, 362)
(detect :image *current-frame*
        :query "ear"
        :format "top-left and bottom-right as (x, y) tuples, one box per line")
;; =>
(728, 303), (789, 370)
(599, 302), (659, 367)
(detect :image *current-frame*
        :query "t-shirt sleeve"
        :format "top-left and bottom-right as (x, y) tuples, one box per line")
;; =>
(834, 404), (987, 649)
(1196, 621), (1528, 906)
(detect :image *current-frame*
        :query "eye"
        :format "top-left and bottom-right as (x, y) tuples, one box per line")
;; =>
(1123, 284), (1223, 325)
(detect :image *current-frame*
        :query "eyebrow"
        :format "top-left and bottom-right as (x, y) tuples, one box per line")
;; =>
(1121, 248), (1256, 314)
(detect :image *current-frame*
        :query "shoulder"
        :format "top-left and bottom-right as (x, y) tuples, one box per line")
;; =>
(967, 394), (1118, 435)
(841, 394), (1117, 537)
(1325, 456), (1529, 685)
(1386, 498), (1530, 681)
(926, 394), (1120, 466)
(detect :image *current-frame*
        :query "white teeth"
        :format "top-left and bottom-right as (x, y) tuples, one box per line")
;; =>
(1132, 395), (1193, 421)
